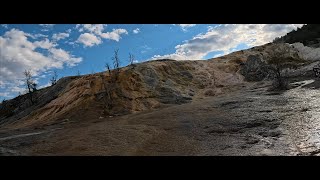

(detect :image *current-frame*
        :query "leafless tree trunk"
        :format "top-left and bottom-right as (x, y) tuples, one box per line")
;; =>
(112, 49), (120, 81)
(24, 70), (35, 104)
(129, 53), (134, 65)
(105, 62), (111, 75)
(50, 70), (58, 85)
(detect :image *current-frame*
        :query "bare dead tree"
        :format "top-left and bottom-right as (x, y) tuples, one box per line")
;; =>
(112, 49), (120, 69)
(129, 53), (135, 65)
(105, 62), (111, 75)
(24, 70), (36, 104)
(50, 70), (58, 85)
(32, 83), (37, 92)
(102, 62), (114, 111)
(102, 49), (122, 112)
(112, 49), (120, 81)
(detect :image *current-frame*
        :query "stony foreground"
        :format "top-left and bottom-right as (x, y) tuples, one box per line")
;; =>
(1, 76), (320, 156)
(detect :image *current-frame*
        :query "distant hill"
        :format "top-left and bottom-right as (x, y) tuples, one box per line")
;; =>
(274, 24), (320, 47)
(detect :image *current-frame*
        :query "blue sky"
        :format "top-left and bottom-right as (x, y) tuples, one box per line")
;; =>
(0, 24), (303, 100)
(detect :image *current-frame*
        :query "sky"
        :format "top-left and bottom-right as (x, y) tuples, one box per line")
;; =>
(0, 24), (304, 100)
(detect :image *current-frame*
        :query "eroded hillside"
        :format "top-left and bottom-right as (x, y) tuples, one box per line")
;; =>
(1, 42), (320, 156)
(1, 57), (245, 129)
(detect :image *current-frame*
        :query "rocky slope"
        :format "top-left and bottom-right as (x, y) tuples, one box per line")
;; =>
(1, 42), (320, 155)
(0, 58), (244, 129)
(0, 42), (318, 130)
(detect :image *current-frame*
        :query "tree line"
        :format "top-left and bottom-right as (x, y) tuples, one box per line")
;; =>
(273, 24), (320, 46)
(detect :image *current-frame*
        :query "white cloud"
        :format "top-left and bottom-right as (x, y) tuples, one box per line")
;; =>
(39, 24), (55, 28)
(75, 25), (128, 47)
(133, 28), (140, 34)
(82, 24), (105, 35)
(26, 33), (48, 39)
(39, 24), (55, 32)
(52, 32), (70, 41)
(178, 24), (196, 31)
(66, 29), (72, 33)
(39, 82), (51, 89)
(0, 28), (82, 97)
(77, 33), (102, 47)
(34, 38), (57, 49)
(1, 24), (8, 29)
(140, 45), (151, 54)
(152, 24), (304, 60)
(0, 92), (12, 98)
(11, 86), (25, 93)
(76, 24), (107, 35)
(49, 48), (82, 66)
(100, 29), (128, 42)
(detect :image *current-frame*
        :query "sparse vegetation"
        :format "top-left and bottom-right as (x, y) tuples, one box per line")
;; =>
(0, 98), (14, 118)
(23, 70), (37, 104)
(267, 44), (307, 89)
(102, 49), (123, 113)
(112, 49), (121, 81)
(50, 70), (58, 86)
(273, 24), (320, 47)
(105, 62), (111, 75)
(129, 53), (135, 69)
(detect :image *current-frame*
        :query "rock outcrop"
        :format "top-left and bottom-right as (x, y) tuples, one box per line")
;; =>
(1, 42), (318, 129)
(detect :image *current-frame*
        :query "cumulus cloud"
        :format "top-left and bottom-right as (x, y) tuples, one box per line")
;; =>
(152, 24), (304, 60)
(100, 29), (128, 41)
(0, 92), (12, 98)
(26, 33), (48, 39)
(133, 28), (140, 34)
(52, 32), (69, 41)
(1, 24), (8, 29)
(34, 38), (57, 49)
(77, 33), (102, 47)
(39, 24), (55, 27)
(39, 24), (55, 32)
(75, 24), (128, 47)
(38, 82), (51, 89)
(178, 24), (196, 31)
(49, 48), (82, 66)
(0, 28), (82, 97)
(82, 24), (105, 35)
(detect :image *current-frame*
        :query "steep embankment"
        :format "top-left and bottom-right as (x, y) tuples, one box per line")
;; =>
(0, 59), (244, 129)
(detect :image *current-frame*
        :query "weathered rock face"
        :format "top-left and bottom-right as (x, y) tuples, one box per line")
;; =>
(291, 42), (320, 61)
(239, 55), (269, 81)
(2, 42), (316, 129)
(0, 59), (244, 129)
(0, 76), (79, 126)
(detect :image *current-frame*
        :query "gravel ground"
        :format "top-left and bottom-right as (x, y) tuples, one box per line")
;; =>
(1, 77), (320, 156)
